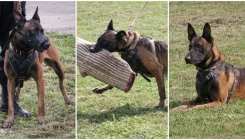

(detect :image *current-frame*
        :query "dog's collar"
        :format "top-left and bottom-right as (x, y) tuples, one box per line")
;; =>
(121, 35), (140, 52)
(196, 58), (221, 72)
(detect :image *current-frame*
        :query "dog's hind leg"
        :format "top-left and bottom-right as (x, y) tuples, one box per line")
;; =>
(144, 55), (166, 108)
(93, 85), (113, 94)
(44, 58), (73, 105)
(155, 72), (166, 108)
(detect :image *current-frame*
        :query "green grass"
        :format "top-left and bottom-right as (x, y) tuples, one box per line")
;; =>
(77, 1), (168, 138)
(0, 32), (75, 139)
(169, 1), (245, 138)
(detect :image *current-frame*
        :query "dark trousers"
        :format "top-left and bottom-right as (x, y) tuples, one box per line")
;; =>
(0, 40), (8, 103)
(0, 2), (16, 103)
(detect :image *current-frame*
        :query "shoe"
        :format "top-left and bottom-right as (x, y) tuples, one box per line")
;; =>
(0, 101), (30, 117)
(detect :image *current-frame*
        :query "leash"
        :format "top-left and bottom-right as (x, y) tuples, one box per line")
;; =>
(127, 1), (148, 32)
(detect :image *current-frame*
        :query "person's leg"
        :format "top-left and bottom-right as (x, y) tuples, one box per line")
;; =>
(0, 41), (30, 117)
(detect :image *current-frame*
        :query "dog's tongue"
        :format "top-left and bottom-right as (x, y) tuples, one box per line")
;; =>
(43, 50), (47, 53)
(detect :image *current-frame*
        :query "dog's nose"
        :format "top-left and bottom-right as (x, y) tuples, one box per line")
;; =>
(90, 46), (97, 53)
(90, 48), (95, 52)
(185, 55), (191, 64)
(44, 41), (50, 49)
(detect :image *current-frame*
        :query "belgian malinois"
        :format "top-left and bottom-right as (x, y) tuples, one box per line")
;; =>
(2, 7), (73, 128)
(90, 20), (168, 108)
(172, 23), (245, 111)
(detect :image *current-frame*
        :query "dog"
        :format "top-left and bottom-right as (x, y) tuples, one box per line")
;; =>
(172, 23), (245, 111)
(2, 7), (73, 128)
(90, 20), (168, 108)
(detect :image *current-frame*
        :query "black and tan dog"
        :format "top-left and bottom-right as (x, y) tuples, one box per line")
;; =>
(90, 20), (168, 108)
(2, 7), (73, 128)
(173, 23), (245, 111)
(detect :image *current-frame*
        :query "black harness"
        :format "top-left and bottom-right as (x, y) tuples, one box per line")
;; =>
(196, 62), (236, 103)
(8, 49), (36, 88)
(6, 28), (38, 88)
(120, 38), (151, 82)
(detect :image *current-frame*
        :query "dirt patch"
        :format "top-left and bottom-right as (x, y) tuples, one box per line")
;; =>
(25, 1), (75, 35)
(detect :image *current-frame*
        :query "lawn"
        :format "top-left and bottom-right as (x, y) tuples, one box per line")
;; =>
(77, 1), (168, 139)
(0, 32), (76, 139)
(169, 1), (245, 138)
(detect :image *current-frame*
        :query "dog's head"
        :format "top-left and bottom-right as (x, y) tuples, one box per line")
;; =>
(12, 7), (50, 52)
(185, 23), (214, 67)
(90, 20), (128, 53)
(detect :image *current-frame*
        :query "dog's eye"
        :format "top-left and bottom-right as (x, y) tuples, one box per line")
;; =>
(196, 44), (202, 49)
(32, 29), (38, 35)
(41, 29), (44, 35)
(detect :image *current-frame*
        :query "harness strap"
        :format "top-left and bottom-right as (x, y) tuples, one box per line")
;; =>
(198, 62), (225, 87)
(196, 62), (236, 103)
(8, 49), (36, 88)
(226, 64), (236, 103)
(120, 38), (151, 82)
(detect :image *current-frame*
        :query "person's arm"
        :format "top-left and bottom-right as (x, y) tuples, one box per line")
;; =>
(13, 2), (20, 12)
(13, 2), (26, 17)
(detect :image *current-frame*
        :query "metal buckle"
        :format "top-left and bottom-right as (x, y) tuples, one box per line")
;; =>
(206, 72), (213, 79)
(9, 53), (14, 58)
(27, 54), (32, 62)
(128, 51), (135, 59)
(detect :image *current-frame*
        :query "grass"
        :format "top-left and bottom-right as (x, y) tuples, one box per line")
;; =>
(169, 1), (245, 139)
(77, 1), (168, 139)
(0, 32), (75, 139)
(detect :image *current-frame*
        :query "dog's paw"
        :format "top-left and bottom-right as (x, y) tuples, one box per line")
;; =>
(92, 88), (103, 94)
(155, 105), (164, 109)
(37, 116), (45, 125)
(171, 105), (189, 112)
(65, 99), (74, 105)
(2, 120), (14, 129)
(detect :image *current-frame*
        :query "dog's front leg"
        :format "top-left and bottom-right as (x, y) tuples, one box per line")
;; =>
(3, 79), (16, 128)
(193, 100), (223, 109)
(93, 85), (113, 94)
(34, 67), (45, 125)
(37, 76), (45, 125)
(171, 97), (202, 111)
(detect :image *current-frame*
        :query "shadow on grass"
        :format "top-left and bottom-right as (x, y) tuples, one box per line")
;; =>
(169, 101), (184, 109)
(77, 103), (168, 123)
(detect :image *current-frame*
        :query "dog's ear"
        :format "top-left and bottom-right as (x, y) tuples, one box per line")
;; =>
(32, 6), (40, 23)
(202, 23), (213, 44)
(13, 10), (26, 27)
(187, 23), (197, 42)
(116, 30), (127, 40)
(107, 19), (114, 30)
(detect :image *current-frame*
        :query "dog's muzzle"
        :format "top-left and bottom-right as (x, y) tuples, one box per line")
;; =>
(185, 54), (191, 64)
(12, 28), (50, 52)
(22, 33), (50, 52)
(90, 44), (103, 53)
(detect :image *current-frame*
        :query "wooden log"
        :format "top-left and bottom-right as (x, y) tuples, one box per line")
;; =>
(77, 37), (136, 92)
